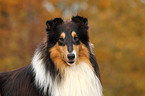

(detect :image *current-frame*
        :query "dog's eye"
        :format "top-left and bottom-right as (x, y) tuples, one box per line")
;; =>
(58, 37), (65, 45)
(74, 36), (79, 41)
(59, 38), (63, 41)
(59, 38), (64, 41)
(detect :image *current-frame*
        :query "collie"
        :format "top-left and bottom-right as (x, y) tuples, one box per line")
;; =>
(0, 16), (103, 96)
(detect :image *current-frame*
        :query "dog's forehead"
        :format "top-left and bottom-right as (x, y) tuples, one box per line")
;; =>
(58, 21), (78, 35)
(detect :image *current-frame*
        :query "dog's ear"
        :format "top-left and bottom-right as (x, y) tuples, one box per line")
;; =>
(72, 16), (88, 26)
(46, 18), (63, 31)
(72, 16), (89, 44)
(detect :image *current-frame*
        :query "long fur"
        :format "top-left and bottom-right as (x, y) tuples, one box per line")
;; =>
(0, 16), (103, 96)
(53, 62), (102, 96)
(31, 43), (102, 96)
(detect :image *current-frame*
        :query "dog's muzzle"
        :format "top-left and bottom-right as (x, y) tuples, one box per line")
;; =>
(67, 52), (76, 65)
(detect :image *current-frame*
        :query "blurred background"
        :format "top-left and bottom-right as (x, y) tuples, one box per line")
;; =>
(0, 0), (145, 95)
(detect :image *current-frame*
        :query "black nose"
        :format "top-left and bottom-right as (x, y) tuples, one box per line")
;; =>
(67, 53), (75, 60)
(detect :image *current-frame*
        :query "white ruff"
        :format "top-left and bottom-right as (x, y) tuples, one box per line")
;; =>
(53, 62), (103, 96)
(32, 51), (103, 96)
(32, 51), (53, 95)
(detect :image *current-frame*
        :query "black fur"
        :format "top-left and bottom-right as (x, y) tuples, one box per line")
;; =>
(0, 66), (42, 96)
(0, 16), (101, 96)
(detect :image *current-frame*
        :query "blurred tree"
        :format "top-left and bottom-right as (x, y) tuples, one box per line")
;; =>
(0, 0), (145, 96)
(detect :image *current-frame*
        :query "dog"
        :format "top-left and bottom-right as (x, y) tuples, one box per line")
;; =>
(0, 16), (103, 96)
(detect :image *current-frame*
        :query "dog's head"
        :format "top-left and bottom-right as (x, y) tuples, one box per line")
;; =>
(46, 16), (90, 70)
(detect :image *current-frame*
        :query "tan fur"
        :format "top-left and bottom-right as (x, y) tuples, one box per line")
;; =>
(49, 42), (93, 73)
(72, 31), (77, 37)
(58, 45), (68, 64)
(77, 43), (93, 70)
(49, 31), (94, 72)
(60, 32), (65, 39)
(49, 43), (67, 73)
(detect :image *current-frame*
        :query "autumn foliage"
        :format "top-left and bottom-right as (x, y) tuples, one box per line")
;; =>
(0, 0), (145, 96)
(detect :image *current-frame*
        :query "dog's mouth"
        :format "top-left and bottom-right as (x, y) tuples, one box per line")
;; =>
(66, 60), (75, 65)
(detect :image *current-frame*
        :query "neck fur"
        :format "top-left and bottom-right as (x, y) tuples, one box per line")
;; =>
(32, 51), (103, 96)
(53, 62), (103, 96)
(32, 51), (54, 95)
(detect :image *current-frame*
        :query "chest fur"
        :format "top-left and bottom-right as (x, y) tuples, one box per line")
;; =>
(53, 62), (102, 96)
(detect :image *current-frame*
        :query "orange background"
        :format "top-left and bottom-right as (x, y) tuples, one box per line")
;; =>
(0, 0), (145, 96)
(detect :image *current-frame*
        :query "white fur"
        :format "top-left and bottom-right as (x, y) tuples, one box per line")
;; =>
(72, 50), (77, 61)
(53, 62), (103, 96)
(31, 51), (53, 95)
(32, 51), (103, 96)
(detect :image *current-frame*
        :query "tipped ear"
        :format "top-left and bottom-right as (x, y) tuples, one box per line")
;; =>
(72, 16), (88, 25)
(46, 18), (63, 31)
